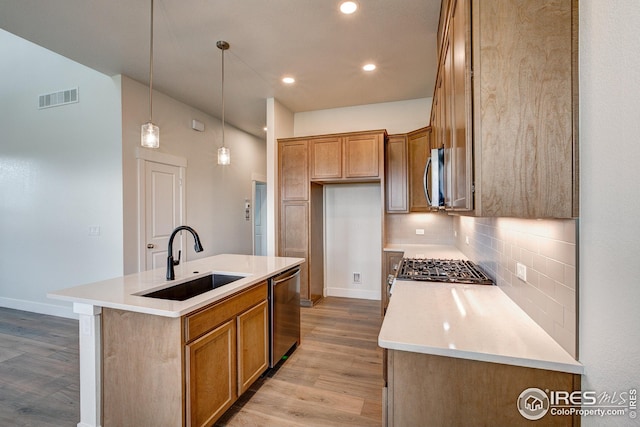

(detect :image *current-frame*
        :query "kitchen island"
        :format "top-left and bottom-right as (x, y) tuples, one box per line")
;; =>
(379, 279), (583, 426)
(49, 254), (304, 427)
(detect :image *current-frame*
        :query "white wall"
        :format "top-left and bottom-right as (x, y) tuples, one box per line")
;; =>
(294, 98), (431, 136)
(579, 2), (640, 424)
(324, 184), (381, 300)
(0, 30), (123, 317)
(121, 77), (266, 273)
(266, 98), (294, 256)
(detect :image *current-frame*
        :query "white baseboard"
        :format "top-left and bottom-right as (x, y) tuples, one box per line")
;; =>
(0, 297), (78, 319)
(325, 287), (381, 301)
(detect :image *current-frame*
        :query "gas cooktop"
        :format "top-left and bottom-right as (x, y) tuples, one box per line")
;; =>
(397, 258), (494, 285)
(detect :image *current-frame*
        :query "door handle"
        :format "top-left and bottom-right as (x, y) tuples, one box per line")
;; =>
(147, 243), (155, 249)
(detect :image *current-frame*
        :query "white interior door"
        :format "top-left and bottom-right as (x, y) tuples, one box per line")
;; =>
(143, 161), (185, 271)
(253, 181), (267, 256)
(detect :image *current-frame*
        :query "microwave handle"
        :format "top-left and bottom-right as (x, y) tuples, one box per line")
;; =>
(423, 156), (432, 206)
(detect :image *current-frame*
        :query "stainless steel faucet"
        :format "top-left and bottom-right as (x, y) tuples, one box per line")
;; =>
(166, 226), (204, 280)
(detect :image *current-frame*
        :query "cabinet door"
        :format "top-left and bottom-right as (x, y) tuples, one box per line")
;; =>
(344, 133), (381, 178)
(382, 251), (404, 315)
(385, 135), (408, 213)
(237, 300), (269, 395)
(450, 0), (473, 210)
(279, 140), (309, 201)
(442, 37), (454, 209)
(280, 201), (309, 302)
(408, 128), (432, 212)
(310, 136), (342, 179)
(186, 319), (236, 427)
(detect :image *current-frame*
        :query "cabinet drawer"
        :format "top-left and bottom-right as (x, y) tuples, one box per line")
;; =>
(184, 282), (268, 343)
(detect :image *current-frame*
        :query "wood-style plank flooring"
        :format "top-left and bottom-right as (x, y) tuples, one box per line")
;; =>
(0, 307), (79, 426)
(217, 297), (384, 426)
(0, 297), (383, 427)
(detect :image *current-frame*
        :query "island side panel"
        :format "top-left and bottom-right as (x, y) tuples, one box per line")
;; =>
(102, 308), (184, 427)
(387, 350), (580, 427)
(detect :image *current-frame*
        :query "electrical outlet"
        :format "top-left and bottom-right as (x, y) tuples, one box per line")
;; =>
(516, 262), (527, 281)
(415, 228), (425, 235)
(353, 272), (361, 284)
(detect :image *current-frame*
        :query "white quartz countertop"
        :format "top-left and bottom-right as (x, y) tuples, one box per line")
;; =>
(48, 254), (304, 318)
(378, 280), (583, 374)
(383, 243), (467, 259)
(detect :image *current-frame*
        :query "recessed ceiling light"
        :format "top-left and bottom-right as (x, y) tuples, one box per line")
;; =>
(363, 63), (376, 71)
(340, 1), (358, 14)
(263, 127), (268, 132)
(282, 76), (296, 84)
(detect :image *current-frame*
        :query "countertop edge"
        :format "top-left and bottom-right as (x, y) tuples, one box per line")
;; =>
(378, 338), (584, 375)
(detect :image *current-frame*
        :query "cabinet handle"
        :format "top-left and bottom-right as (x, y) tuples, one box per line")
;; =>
(423, 156), (432, 206)
(147, 243), (155, 249)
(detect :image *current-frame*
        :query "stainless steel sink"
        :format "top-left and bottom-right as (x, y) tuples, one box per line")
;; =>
(141, 274), (244, 301)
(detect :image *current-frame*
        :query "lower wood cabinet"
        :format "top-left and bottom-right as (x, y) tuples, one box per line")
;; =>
(381, 250), (403, 315)
(385, 350), (581, 427)
(237, 300), (269, 395)
(186, 319), (236, 427)
(102, 281), (269, 427)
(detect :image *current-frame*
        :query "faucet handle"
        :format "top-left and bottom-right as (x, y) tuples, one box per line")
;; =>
(173, 250), (181, 266)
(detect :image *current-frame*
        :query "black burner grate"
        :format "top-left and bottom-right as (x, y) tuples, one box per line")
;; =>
(397, 258), (493, 285)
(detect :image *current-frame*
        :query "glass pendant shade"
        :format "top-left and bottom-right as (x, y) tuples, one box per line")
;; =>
(217, 146), (230, 165)
(141, 121), (160, 148)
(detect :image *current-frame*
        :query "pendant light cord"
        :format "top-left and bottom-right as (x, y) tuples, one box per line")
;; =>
(149, 0), (154, 122)
(221, 44), (225, 148)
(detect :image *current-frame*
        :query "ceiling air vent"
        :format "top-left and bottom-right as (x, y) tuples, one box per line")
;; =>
(38, 87), (79, 109)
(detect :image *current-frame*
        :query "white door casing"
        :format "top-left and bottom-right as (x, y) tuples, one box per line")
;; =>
(253, 181), (267, 256)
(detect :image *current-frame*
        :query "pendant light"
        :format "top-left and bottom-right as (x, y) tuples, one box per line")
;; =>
(141, 0), (159, 148)
(217, 40), (230, 165)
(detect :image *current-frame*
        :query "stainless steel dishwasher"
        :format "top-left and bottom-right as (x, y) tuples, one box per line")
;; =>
(269, 266), (300, 368)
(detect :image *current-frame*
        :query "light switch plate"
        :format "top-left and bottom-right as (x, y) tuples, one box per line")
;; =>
(416, 229), (425, 235)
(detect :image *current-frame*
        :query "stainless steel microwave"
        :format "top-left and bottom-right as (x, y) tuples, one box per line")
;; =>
(424, 147), (444, 208)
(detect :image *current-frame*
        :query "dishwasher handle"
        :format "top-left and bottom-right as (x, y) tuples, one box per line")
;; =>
(273, 267), (300, 285)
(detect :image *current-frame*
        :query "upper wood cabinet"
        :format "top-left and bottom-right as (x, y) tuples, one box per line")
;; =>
(344, 132), (383, 178)
(431, 0), (578, 218)
(309, 136), (342, 179)
(309, 130), (386, 182)
(385, 134), (408, 213)
(279, 139), (309, 201)
(407, 127), (433, 212)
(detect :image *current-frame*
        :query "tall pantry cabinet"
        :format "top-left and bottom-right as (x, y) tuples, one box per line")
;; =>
(432, 0), (578, 218)
(277, 139), (323, 306)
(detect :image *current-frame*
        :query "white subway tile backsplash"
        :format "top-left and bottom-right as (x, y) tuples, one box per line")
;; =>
(547, 259), (565, 283)
(386, 213), (454, 245)
(453, 216), (578, 357)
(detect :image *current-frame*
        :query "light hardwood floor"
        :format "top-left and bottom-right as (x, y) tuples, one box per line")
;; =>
(0, 297), (383, 427)
(0, 307), (79, 426)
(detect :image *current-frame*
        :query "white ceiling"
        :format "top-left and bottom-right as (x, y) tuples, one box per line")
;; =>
(0, 0), (441, 137)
